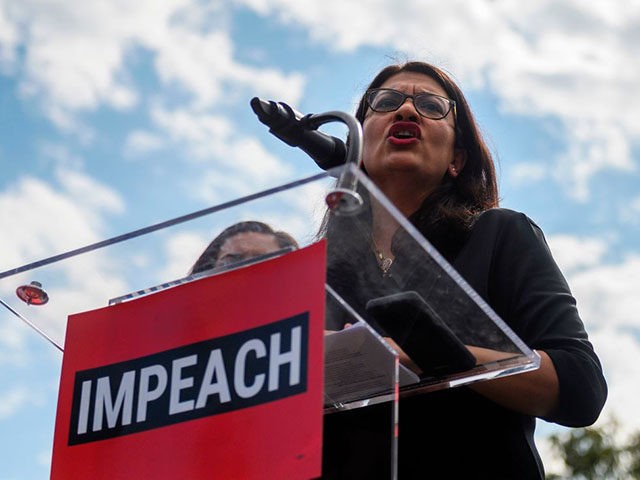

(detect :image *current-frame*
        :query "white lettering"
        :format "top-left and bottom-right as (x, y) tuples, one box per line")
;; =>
(77, 380), (92, 434)
(72, 317), (308, 442)
(234, 339), (266, 398)
(268, 327), (302, 391)
(196, 349), (231, 408)
(93, 371), (136, 431)
(169, 354), (197, 415)
(136, 365), (168, 422)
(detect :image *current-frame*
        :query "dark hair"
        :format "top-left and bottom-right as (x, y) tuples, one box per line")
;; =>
(189, 221), (299, 274)
(354, 61), (499, 256)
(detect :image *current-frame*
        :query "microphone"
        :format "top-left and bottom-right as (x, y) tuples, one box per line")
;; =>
(250, 97), (347, 170)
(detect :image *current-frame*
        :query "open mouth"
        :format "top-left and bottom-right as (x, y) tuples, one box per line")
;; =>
(388, 122), (421, 141)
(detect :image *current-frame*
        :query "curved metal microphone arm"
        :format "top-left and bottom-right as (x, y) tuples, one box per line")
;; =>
(250, 96), (365, 214)
(301, 110), (363, 169)
(301, 111), (364, 215)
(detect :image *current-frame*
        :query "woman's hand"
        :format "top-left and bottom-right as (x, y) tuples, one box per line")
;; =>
(466, 346), (559, 418)
(379, 338), (559, 418)
(382, 335), (423, 375)
(338, 322), (423, 374)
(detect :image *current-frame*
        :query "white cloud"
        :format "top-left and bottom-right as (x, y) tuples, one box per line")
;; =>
(568, 255), (640, 330)
(10, 0), (143, 125)
(222, 137), (292, 183)
(150, 106), (233, 151)
(542, 234), (640, 440)
(194, 171), (261, 204)
(590, 328), (640, 433)
(0, 386), (30, 419)
(237, 0), (640, 201)
(38, 449), (52, 469)
(148, 105), (294, 202)
(58, 170), (124, 217)
(151, 27), (305, 109)
(2, 0), (637, 198)
(546, 235), (609, 272)
(509, 163), (548, 186)
(0, 0), (18, 71)
(619, 194), (640, 226)
(263, 180), (334, 244)
(1, 0), (305, 132)
(0, 317), (29, 366)
(553, 121), (634, 202)
(0, 171), (124, 269)
(40, 143), (86, 170)
(124, 130), (166, 155)
(566, 256), (640, 436)
(214, 179), (332, 248)
(158, 231), (208, 281)
(0, 170), (129, 347)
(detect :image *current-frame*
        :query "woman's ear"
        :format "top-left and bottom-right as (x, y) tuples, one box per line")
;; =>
(448, 149), (467, 178)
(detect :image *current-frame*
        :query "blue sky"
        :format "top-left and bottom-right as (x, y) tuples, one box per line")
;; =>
(1, 0), (639, 477)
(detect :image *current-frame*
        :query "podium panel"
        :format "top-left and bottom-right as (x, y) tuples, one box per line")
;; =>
(323, 165), (540, 398)
(0, 172), (333, 350)
(50, 243), (326, 479)
(1, 163), (538, 479)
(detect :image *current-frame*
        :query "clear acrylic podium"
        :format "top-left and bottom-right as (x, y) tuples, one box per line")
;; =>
(0, 163), (539, 479)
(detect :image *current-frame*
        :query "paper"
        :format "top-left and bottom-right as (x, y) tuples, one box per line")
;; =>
(323, 322), (419, 405)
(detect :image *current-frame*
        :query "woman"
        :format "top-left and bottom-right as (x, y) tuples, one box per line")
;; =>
(189, 221), (298, 274)
(322, 62), (607, 479)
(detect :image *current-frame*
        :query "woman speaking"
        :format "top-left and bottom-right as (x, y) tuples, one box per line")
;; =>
(322, 61), (607, 479)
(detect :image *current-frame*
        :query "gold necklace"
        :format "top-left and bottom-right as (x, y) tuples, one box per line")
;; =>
(372, 237), (394, 275)
(375, 250), (393, 275)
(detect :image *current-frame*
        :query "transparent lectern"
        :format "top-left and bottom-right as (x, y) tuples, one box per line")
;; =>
(0, 162), (539, 479)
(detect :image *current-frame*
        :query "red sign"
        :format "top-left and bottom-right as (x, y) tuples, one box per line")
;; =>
(51, 241), (326, 479)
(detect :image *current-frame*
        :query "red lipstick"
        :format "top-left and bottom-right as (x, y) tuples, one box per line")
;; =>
(387, 122), (420, 146)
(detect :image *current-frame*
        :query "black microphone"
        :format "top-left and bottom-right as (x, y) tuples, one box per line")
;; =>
(250, 97), (347, 170)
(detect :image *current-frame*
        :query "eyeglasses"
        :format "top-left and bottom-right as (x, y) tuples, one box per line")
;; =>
(366, 88), (456, 120)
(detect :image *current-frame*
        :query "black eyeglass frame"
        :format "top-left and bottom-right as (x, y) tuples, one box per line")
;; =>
(365, 88), (457, 121)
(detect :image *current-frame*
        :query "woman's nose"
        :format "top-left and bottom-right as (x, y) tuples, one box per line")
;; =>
(394, 98), (419, 121)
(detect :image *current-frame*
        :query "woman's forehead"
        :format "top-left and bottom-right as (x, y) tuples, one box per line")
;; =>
(220, 231), (279, 253)
(379, 71), (447, 96)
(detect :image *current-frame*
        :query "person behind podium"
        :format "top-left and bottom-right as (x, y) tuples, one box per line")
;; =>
(322, 61), (607, 479)
(189, 220), (298, 274)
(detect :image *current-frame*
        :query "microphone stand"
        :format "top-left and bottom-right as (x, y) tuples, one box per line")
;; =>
(299, 110), (364, 215)
(250, 97), (364, 214)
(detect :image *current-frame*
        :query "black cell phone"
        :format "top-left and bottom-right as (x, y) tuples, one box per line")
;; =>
(365, 291), (476, 377)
